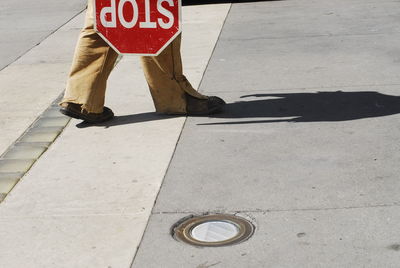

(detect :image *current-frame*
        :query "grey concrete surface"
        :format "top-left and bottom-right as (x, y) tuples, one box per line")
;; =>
(152, 87), (400, 213)
(202, 0), (400, 92)
(133, 0), (400, 267)
(0, 0), (86, 70)
(133, 208), (400, 268)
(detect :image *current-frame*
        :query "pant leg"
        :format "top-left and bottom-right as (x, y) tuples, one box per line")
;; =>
(140, 34), (207, 114)
(61, 0), (118, 113)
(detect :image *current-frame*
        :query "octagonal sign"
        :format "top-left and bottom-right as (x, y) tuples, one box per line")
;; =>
(94, 0), (181, 55)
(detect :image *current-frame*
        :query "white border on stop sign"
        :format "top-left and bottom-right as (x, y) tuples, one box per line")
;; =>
(93, 0), (182, 56)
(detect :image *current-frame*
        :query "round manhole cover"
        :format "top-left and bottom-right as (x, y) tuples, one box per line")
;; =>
(172, 214), (255, 247)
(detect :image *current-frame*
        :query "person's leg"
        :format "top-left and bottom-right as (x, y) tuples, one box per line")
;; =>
(141, 35), (225, 115)
(60, 0), (118, 115)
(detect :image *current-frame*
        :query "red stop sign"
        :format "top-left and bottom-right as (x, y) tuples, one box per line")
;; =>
(94, 0), (181, 55)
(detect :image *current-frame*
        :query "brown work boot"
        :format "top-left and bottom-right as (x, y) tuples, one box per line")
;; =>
(59, 103), (114, 123)
(185, 94), (226, 115)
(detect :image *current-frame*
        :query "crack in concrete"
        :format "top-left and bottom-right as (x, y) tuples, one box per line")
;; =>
(153, 203), (400, 215)
(206, 83), (400, 94)
(223, 31), (400, 42)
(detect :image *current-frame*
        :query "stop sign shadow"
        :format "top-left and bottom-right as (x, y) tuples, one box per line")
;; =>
(94, 0), (182, 56)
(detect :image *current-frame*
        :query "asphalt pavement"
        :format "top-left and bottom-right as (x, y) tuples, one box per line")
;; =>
(1, 0), (400, 267)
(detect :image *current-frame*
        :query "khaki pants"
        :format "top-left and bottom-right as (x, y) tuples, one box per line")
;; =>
(61, 0), (206, 114)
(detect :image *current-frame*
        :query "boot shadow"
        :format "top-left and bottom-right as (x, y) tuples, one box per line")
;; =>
(75, 112), (181, 128)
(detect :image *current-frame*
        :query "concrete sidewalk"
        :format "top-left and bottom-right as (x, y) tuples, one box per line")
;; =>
(0, 2), (230, 267)
(1, 0), (400, 267)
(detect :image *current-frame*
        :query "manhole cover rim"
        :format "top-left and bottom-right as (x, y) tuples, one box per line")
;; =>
(173, 214), (255, 247)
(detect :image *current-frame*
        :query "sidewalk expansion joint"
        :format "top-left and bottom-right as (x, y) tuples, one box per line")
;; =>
(0, 93), (70, 203)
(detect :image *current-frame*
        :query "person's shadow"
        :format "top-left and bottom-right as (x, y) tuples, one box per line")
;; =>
(76, 91), (400, 128)
(203, 91), (400, 125)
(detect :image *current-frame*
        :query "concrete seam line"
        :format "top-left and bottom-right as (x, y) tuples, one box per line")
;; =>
(0, 92), (70, 202)
(197, 4), (233, 95)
